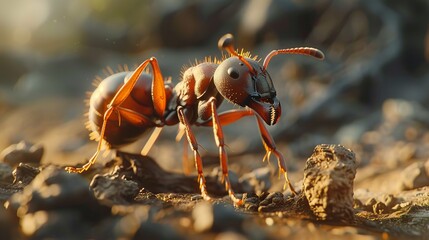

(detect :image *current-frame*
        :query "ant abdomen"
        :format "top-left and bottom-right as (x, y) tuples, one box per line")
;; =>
(87, 72), (157, 147)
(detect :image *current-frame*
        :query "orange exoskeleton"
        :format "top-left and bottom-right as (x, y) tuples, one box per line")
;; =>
(66, 33), (324, 205)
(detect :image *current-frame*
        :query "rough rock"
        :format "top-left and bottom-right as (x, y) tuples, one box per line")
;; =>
(90, 173), (140, 205)
(111, 151), (257, 196)
(0, 206), (21, 239)
(0, 163), (40, 202)
(12, 163), (40, 186)
(7, 166), (108, 214)
(303, 144), (357, 221)
(242, 193), (260, 212)
(6, 166), (110, 239)
(258, 192), (286, 212)
(20, 210), (91, 239)
(0, 141), (44, 166)
(0, 162), (13, 183)
(241, 192), (295, 213)
(399, 160), (429, 190)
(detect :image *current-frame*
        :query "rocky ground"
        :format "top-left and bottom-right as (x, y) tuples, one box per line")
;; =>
(1, 0), (429, 239)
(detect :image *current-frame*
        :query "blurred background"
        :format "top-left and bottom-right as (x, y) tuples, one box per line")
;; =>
(0, 0), (428, 190)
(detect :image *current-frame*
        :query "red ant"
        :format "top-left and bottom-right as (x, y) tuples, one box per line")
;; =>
(66, 34), (324, 205)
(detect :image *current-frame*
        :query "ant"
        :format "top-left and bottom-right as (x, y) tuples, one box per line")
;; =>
(66, 34), (324, 205)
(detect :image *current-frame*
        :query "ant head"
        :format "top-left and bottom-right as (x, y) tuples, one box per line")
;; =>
(213, 33), (324, 126)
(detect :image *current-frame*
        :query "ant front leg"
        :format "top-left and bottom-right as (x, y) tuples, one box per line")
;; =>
(254, 114), (297, 194)
(66, 58), (166, 173)
(197, 108), (296, 195)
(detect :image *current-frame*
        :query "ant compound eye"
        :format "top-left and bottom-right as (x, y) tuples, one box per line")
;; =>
(227, 67), (239, 79)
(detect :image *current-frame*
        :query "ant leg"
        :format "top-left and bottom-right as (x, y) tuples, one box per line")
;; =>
(119, 57), (166, 117)
(175, 124), (192, 175)
(140, 127), (163, 156)
(66, 57), (166, 173)
(197, 109), (254, 127)
(209, 99), (243, 206)
(177, 107), (210, 201)
(197, 108), (296, 194)
(147, 58), (167, 117)
(182, 135), (192, 176)
(254, 114), (296, 195)
(66, 107), (114, 173)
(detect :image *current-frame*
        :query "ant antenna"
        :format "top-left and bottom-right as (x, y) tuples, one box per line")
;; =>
(218, 34), (256, 75)
(263, 47), (325, 71)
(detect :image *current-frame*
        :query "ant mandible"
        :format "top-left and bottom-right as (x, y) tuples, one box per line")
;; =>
(66, 33), (324, 205)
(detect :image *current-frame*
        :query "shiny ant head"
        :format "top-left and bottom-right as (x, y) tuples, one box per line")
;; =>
(214, 55), (280, 125)
(214, 33), (324, 125)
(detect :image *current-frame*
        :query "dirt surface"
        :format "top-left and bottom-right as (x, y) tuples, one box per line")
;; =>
(1, 0), (429, 239)
(1, 145), (429, 239)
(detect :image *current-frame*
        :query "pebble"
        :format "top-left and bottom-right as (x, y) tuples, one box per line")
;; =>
(100, 206), (184, 240)
(242, 193), (260, 212)
(192, 202), (246, 233)
(12, 163), (40, 185)
(381, 194), (398, 209)
(193, 201), (214, 233)
(258, 192), (285, 212)
(190, 194), (203, 201)
(241, 191), (290, 212)
(372, 202), (388, 214)
(361, 195), (402, 214)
